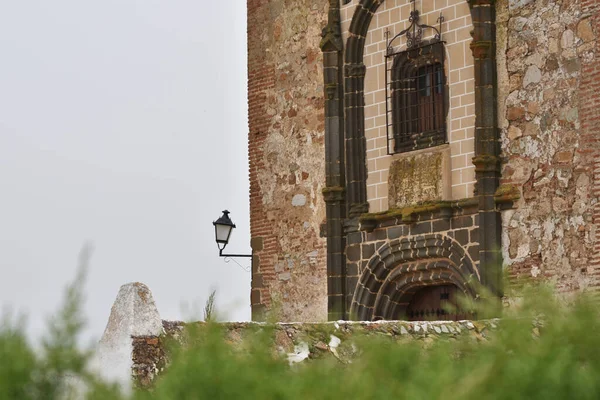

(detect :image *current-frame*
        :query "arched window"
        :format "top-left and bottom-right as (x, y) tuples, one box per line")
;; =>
(389, 42), (447, 154)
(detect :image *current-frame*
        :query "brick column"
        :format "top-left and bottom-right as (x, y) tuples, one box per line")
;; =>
(580, 0), (600, 294)
(248, 0), (275, 320)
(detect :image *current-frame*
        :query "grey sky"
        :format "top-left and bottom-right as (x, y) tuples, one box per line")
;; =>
(0, 1), (250, 342)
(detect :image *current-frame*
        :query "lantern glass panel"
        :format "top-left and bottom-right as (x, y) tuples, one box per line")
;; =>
(215, 223), (233, 246)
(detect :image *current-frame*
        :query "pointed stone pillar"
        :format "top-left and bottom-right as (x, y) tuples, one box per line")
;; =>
(92, 282), (163, 390)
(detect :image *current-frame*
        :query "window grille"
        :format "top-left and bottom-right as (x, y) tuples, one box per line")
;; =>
(384, 3), (446, 155)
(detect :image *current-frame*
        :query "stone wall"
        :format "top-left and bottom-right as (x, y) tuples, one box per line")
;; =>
(132, 318), (500, 389)
(248, 0), (328, 321)
(498, 0), (600, 293)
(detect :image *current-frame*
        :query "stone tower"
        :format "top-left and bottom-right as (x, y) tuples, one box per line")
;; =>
(247, 0), (329, 321)
(248, 0), (600, 322)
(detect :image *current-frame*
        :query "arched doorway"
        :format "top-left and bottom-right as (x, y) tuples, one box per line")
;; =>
(350, 235), (479, 321)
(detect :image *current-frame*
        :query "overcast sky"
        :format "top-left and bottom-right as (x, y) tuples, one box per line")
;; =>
(0, 1), (250, 343)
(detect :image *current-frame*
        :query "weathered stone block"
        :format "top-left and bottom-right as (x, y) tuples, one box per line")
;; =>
(251, 237), (264, 251)
(388, 146), (451, 209)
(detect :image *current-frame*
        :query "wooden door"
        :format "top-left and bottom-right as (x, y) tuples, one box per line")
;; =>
(405, 285), (474, 321)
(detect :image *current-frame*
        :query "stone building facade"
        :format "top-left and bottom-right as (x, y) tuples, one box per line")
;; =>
(248, 0), (329, 321)
(248, 0), (600, 322)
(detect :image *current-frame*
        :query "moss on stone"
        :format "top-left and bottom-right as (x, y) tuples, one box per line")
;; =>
(359, 198), (477, 226)
(494, 184), (521, 203)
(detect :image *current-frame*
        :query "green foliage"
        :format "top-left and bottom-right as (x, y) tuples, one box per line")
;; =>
(0, 246), (122, 400)
(0, 313), (36, 400)
(203, 290), (217, 322)
(139, 285), (600, 400)
(2, 267), (600, 400)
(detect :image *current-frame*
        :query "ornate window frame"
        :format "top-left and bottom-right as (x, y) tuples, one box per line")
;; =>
(384, 5), (447, 154)
(325, 0), (502, 320)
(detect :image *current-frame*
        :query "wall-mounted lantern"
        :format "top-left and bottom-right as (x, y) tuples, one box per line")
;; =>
(212, 210), (252, 270)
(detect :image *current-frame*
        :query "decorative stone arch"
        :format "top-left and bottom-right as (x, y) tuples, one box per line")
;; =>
(350, 234), (479, 321)
(343, 0), (385, 218)
(344, 0), (499, 215)
(334, 0), (502, 320)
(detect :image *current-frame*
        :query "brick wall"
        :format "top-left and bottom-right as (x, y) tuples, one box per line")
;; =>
(580, 0), (600, 291)
(247, 0), (328, 321)
(248, 0), (275, 319)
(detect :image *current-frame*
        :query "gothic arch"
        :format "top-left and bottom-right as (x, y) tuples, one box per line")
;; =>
(350, 234), (479, 321)
(343, 0), (386, 217)
(345, 0), (383, 64)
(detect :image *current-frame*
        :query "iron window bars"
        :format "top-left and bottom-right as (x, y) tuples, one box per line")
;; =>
(384, 3), (447, 155)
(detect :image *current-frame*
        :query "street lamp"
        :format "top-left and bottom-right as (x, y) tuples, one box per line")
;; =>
(213, 210), (235, 252)
(212, 210), (252, 260)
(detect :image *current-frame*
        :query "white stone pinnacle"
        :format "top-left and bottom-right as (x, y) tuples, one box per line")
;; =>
(91, 282), (163, 391)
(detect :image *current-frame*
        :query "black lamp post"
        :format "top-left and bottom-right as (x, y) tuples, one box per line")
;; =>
(213, 210), (252, 259)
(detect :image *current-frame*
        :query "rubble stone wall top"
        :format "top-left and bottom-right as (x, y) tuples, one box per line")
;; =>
(132, 318), (501, 389)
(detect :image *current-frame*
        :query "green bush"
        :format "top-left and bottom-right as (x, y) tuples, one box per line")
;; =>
(2, 268), (600, 400)
(140, 287), (600, 400)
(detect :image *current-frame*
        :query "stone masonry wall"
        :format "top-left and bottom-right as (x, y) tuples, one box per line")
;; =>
(248, 0), (328, 321)
(498, 0), (600, 293)
(132, 318), (500, 389)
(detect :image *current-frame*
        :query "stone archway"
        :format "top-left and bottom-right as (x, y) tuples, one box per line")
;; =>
(350, 234), (479, 321)
(376, 260), (475, 321)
